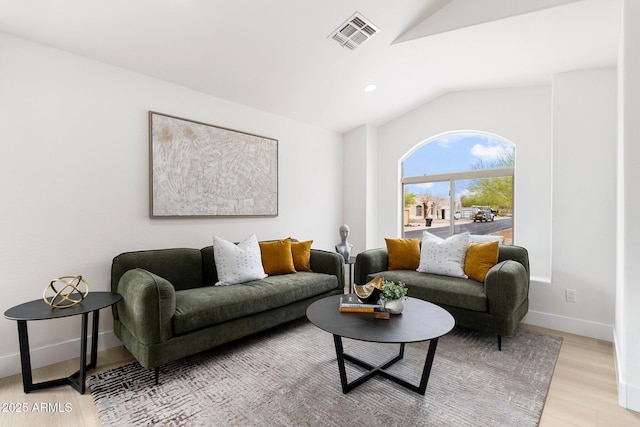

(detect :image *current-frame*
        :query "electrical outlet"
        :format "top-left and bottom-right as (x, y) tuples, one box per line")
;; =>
(566, 289), (577, 303)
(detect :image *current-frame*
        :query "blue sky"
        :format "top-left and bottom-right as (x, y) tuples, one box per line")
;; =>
(403, 132), (514, 198)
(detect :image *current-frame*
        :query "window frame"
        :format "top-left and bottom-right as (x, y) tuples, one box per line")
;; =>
(402, 166), (514, 238)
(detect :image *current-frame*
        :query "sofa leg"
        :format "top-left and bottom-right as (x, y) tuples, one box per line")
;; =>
(154, 367), (159, 385)
(497, 335), (502, 351)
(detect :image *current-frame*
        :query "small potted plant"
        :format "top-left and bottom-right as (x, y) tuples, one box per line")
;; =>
(380, 280), (408, 314)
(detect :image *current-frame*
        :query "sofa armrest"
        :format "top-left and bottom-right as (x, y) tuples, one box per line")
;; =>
(484, 260), (529, 317)
(354, 248), (389, 285)
(116, 268), (176, 345)
(309, 249), (344, 290)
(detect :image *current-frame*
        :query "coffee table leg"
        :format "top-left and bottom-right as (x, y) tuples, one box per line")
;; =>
(332, 334), (405, 394)
(416, 338), (439, 395)
(333, 334), (391, 393)
(332, 335), (350, 393)
(331, 334), (440, 395)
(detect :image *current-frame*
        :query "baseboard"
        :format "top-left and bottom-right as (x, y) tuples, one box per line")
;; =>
(0, 330), (122, 379)
(616, 376), (640, 412)
(522, 310), (614, 342)
(613, 329), (640, 412)
(626, 384), (640, 412)
(613, 329), (624, 405)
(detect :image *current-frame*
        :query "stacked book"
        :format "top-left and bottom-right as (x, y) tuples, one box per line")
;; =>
(339, 294), (390, 319)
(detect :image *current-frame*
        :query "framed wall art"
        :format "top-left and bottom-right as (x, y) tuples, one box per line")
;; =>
(149, 111), (278, 217)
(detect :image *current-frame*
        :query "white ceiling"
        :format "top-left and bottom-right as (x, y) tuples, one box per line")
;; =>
(0, 0), (621, 134)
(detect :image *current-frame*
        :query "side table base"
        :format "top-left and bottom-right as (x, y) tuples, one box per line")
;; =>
(17, 309), (100, 394)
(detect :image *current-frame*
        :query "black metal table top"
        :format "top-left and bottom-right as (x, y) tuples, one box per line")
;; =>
(4, 291), (122, 321)
(306, 295), (455, 344)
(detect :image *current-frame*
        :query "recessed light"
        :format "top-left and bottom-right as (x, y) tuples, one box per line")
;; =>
(363, 84), (377, 92)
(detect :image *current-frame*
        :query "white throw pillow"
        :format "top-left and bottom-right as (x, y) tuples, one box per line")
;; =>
(470, 234), (504, 244)
(213, 233), (267, 286)
(417, 231), (470, 278)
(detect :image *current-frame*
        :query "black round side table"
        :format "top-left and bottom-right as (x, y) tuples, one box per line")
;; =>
(4, 291), (122, 394)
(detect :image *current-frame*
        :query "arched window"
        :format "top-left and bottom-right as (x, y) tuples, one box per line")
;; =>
(402, 132), (514, 244)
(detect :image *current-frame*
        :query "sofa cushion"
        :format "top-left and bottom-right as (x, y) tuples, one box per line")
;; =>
(418, 232), (470, 278)
(173, 272), (338, 335)
(465, 241), (499, 282)
(259, 238), (297, 275)
(368, 270), (487, 312)
(213, 234), (267, 286)
(385, 238), (420, 270)
(291, 240), (313, 272)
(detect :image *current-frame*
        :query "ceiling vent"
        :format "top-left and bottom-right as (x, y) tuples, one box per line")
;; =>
(329, 12), (380, 50)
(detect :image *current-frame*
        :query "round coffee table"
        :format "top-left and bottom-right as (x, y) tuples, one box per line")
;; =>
(306, 295), (454, 395)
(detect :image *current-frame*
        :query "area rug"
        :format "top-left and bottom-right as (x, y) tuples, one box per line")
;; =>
(89, 319), (562, 426)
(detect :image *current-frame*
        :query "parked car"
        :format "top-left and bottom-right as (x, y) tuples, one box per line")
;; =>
(473, 210), (494, 222)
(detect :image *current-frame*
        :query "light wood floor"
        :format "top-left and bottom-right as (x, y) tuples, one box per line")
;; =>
(0, 326), (638, 427)
(522, 324), (640, 427)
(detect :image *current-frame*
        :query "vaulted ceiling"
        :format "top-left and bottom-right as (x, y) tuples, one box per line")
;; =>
(0, 0), (621, 133)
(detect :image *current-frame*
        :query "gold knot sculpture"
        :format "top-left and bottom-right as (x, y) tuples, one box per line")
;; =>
(43, 275), (90, 308)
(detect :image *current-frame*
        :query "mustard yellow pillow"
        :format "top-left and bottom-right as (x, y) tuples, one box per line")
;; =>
(259, 238), (296, 276)
(385, 238), (421, 270)
(291, 240), (313, 272)
(464, 241), (499, 282)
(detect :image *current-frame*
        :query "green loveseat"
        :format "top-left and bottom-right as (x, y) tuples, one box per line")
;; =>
(111, 245), (344, 382)
(354, 245), (529, 350)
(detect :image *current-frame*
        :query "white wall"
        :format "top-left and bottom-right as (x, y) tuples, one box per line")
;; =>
(541, 68), (617, 339)
(343, 124), (378, 254)
(342, 126), (368, 256)
(616, 0), (640, 411)
(349, 76), (619, 341)
(0, 33), (343, 378)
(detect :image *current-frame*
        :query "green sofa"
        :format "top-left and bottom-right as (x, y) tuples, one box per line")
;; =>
(354, 245), (530, 350)
(111, 245), (344, 381)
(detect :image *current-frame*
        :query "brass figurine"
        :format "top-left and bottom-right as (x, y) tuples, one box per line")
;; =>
(43, 275), (89, 308)
(353, 276), (384, 304)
